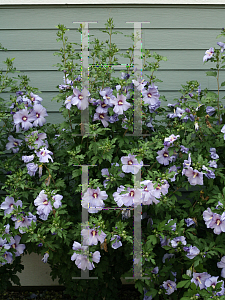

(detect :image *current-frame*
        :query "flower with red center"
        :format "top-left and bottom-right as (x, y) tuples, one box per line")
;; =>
(93, 111), (110, 127)
(0, 196), (22, 216)
(35, 147), (53, 163)
(142, 83), (160, 106)
(6, 135), (23, 153)
(34, 190), (52, 220)
(183, 167), (203, 185)
(81, 226), (107, 246)
(13, 107), (36, 132)
(121, 153), (143, 174)
(81, 187), (107, 213)
(156, 147), (171, 166)
(72, 87), (90, 110)
(29, 104), (48, 127)
(110, 93), (131, 115)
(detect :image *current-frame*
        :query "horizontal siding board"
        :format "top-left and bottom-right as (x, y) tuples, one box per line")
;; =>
(2, 91), (225, 113)
(0, 29), (222, 51)
(0, 50), (220, 70)
(0, 6), (225, 29)
(0, 70), (223, 91)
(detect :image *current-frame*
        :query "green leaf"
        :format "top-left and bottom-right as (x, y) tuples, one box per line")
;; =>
(206, 71), (217, 77)
(221, 81), (225, 87)
(177, 280), (190, 288)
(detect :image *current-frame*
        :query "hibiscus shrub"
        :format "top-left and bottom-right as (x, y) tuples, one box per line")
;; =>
(1, 19), (225, 300)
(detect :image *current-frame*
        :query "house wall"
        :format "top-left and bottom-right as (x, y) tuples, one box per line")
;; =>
(0, 3), (225, 287)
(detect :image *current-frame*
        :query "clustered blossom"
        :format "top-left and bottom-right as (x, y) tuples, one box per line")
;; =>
(191, 272), (225, 295)
(34, 190), (63, 220)
(71, 241), (101, 271)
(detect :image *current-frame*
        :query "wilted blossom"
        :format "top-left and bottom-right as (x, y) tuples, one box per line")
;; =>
(6, 135), (23, 153)
(206, 106), (216, 116)
(216, 201), (223, 209)
(203, 47), (214, 62)
(170, 236), (186, 248)
(110, 93), (131, 115)
(22, 155), (34, 163)
(142, 83), (160, 106)
(162, 253), (175, 263)
(143, 288), (152, 300)
(184, 245), (200, 259)
(81, 226), (107, 246)
(180, 145), (189, 154)
(52, 193), (63, 209)
(183, 167), (203, 185)
(185, 218), (195, 227)
(191, 272), (211, 290)
(26, 163), (38, 176)
(42, 252), (49, 263)
(35, 147), (53, 163)
(156, 147), (171, 166)
(110, 235), (122, 249)
(0, 196), (22, 216)
(168, 165), (178, 182)
(81, 187), (107, 213)
(209, 148), (219, 159)
(164, 134), (179, 147)
(121, 153), (143, 174)
(160, 235), (170, 247)
(163, 280), (177, 295)
(217, 256), (225, 278)
(202, 165), (215, 179)
(217, 42), (225, 53)
(209, 160), (217, 168)
(166, 219), (176, 231)
(132, 77), (147, 91)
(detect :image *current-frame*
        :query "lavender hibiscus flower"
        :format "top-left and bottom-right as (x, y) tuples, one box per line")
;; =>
(0, 196), (22, 216)
(184, 245), (200, 259)
(81, 226), (107, 246)
(6, 135), (23, 153)
(208, 212), (225, 234)
(34, 190), (53, 220)
(26, 163), (38, 176)
(13, 107), (36, 132)
(81, 187), (107, 213)
(217, 42), (225, 53)
(121, 153), (143, 174)
(110, 235), (122, 249)
(29, 104), (48, 127)
(156, 147), (171, 166)
(191, 272), (211, 290)
(110, 93), (131, 115)
(72, 87), (90, 110)
(217, 256), (225, 278)
(35, 147), (53, 163)
(163, 280), (177, 295)
(142, 83), (160, 106)
(183, 167), (203, 185)
(9, 235), (25, 257)
(203, 47), (214, 62)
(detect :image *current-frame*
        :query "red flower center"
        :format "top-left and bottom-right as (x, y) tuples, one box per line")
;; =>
(118, 100), (123, 105)
(36, 113), (40, 118)
(128, 160), (133, 165)
(93, 193), (98, 198)
(22, 116), (27, 121)
(147, 93), (152, 98)
(13, 142), (18, 146)
(78, 95), (83, 100)
(99, 114), (104, 119)
(43, 200), (48, 205)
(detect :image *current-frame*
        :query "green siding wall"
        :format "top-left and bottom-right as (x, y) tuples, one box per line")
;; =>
(0, 4), (225, 124)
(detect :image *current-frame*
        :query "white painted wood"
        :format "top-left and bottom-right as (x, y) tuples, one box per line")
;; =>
(11, 253), (61, 286)
(11, 253), (134, 286)
(1, 0), (225, 5)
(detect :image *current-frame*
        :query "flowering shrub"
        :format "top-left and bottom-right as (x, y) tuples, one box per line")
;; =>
(1, 19), (225, 300)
